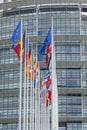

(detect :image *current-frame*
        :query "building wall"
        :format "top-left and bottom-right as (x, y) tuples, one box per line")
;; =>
(0, 1), (87, 130)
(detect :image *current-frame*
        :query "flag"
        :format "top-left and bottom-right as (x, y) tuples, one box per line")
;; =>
(33, 60), (38, 74)
(27, 50), (32, 66)
(40, 73), (43, 87)
(46, 54), (51, 68)
(45, 75), (52, 89)
(25, 38), (28, 54)
(33, 60), (39, 88)
(48, 84), (52, 103)
(45, 87), (52, 107)
(21, 31), (25, 55)
(11, 20), (21, 60)
(14, 43), (20, 60)
(26, 50), (39, 80)
(40, 73), (46, 88)
(11, 20), (21, 48)
(22, 33), (28, 64)
(45, 92), (49, 107)
(26, 49), (32, 79)
(10, 20), (28, 63)
(46, 43), (52, 54)
(39, 27), (52, 69)
(40, 88), (46, 107)
(39, 27), (52, 55)
(31, 60), (38, 80)
(12, 32), (25, 63)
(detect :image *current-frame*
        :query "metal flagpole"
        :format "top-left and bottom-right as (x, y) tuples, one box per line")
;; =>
(26, 75), (29, 130)
(30, 48), (33, 130)
(34, 46), (38, 130)
(37, 64), (41, 130)
(29, 50), (32, 130)
(51, 16), (59, 130)
(46, 89), (50, 130)
(43, 85), (48, 130)
(32, 52), (35, 130)
(29, 76), (31, 130)
(23, 30), (26, 130)
(23, 30), (27, 130)
(19, 19), (23, 130)
(35, 5), (39, 130)
(26, 35), (29, 130)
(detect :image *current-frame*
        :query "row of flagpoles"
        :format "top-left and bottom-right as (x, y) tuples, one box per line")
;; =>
(10, 17), (58, 130)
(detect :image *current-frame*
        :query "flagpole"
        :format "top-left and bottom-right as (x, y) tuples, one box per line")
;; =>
(43, 76), (46, 130)
(34, 46), (38, 130)
(23, 30), (27, 130)
(26, 36), (29, 130)
(51, 16), (59, 130)
(29, 48), (33, 130)
(31, 47), (34, 130)
(38, 64), (41, 130)
(47, 95), (50, 130)
(35, 5), (39, 130)
(30, 50), (32, 130)
(32, 56), (34, 130)
(19, 19), (22, 130)
(26, 76), (29, 130)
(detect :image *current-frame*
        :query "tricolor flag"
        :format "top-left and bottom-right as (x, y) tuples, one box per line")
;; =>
(26, 49), (32, 79)
(11, 21), (27, 63)
(33, 59), (38, 75)
(11, 21), (21, 60)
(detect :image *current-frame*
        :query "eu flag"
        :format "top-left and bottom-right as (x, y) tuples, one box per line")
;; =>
(39, 27), (52, 55)
(11, 20), (21, 48)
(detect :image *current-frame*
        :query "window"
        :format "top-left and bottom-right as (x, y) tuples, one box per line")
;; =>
(4, 0), (11, 3)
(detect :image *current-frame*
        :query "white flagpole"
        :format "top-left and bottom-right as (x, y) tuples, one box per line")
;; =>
(29, 51), (32, 130)
(35, 5), (39, 130)
(37, 64), (41, 130)
(26, 36), (29, 130)
(19, 19), (23, 130)
(31, 47), (34, 130)
(30, 49), (33, 130)
(44, 76), (46, 130)
(34, 47), (38, 130)
(47, 94), (50, 130)
(26, 76), (29, 130)
(51, 16), (59, 130)
(29, 76), (31, 130)
(23, 30), (26, 130)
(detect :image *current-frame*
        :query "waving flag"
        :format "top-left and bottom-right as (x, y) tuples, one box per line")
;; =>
(26, 49), (33, 79)
(22, 33), (28, 64)
(40, 88), (46, 107)
(11, 21), (27, 63)
(39, 27), (52, 69)
(11, 20), (21, 48)
(13, 43), (21, 60)
(39, 27), (52, 55)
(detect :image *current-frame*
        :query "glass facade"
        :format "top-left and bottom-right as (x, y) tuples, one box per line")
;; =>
(59, 94), (81, 116)
(0, 2), (87, 130)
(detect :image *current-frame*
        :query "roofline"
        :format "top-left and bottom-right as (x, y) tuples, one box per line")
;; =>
(0, 0), (87, 11)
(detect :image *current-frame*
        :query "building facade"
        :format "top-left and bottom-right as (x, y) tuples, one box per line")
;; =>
(0, 0), (87, 130)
